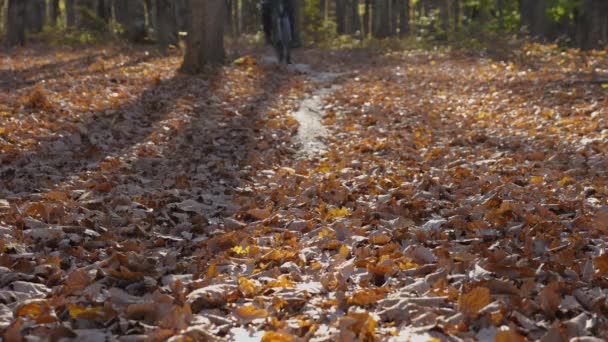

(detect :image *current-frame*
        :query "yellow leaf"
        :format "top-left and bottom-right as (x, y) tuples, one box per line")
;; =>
(238, 277), (257, 297)
(530, 176), (544, 184)
(348, 291), (384, 306)
(206, 262), (219, 278)
(261, 331), (295, 342)
(558, 176), (575, 186)
(231, 245), (251, 255)
(339, 245), (350, 258)
(234, 305), (269, 322)
(459, 287), (491, 317)
(326, 207), (351, 219)
(267, 276), (295, 288)
(67, 303), (104, 320)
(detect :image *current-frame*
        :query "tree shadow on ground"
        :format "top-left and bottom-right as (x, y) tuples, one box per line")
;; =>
(1, 57), (295, 223)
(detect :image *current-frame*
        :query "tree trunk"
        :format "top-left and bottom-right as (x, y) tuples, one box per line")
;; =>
(399, 0), (409, 36)
(115, 0), (146, 42)
(577, 0), (608, 49)
(26, 0), (45, 33)
(390, 0), (398, 36)
(181, 0), (225, 73)
(97, 0), (111, 22)
(6, 0), (26, 46)
(292, 0), (301, 45)
(372, 0), (390, 38)
(66, 0), (76, 28)
(48, 0), (60, 26)
(346, 0), (360, 35)
(156, 0), (178, 50)
(363, 0), (370, 37)
(452, 0), (459, 31)
(496, 0), (504, 32)
(175, 0), (188, 31)
(336, 0), (346, 34)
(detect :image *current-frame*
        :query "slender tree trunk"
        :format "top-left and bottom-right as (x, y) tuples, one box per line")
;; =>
(156, 0), (178, 50)
(390, 0), (398, 36)
(26, 0), (45, 33)
(97, 0), (110, 22)
(336, 0), (346, 34)
(6, 0), (26, 46)
(363, 0), (370, 38)
(496, 0), (504, 32)
(175, 0), (188, 31)
(182, 0), (225, 72)
(66, 0), (76, 28)
(48, 0), (60, 26)
(452, 0), (459, 31)
(292, 0), (301, 45)
(115, 0), (146, 42)
(372, 0), (390, 38)
(347, 0), (360, 35)
(399, 0), (409, 36)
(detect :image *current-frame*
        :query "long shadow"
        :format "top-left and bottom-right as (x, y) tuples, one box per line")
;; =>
(0, 51), (158, 92)
(1, 57), (294, 223)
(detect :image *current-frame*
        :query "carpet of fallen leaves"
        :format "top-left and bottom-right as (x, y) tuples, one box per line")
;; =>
(0, 42), (607, 341)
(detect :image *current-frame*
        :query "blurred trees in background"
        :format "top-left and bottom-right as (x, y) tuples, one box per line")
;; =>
(1, 0), (606, 51)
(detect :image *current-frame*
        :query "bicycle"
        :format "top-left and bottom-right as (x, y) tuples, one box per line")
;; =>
(271, 0), (292, 64)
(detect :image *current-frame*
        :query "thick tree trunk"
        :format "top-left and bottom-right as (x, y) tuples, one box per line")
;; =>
(181, 0), (225, 72)
(156, 0), (178, 50)
(66, 0), (76, 28)
(48, 0), (60, 26)
(399, 0), (409, 36)
(6, 0), (26, 46)
(26, 0), (45, 33)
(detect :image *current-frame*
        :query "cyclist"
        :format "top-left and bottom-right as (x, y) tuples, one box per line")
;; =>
(261, 0), (296, 46)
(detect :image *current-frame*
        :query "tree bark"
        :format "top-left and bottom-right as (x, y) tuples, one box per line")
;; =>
(97, 0), (111, 22)
(115, 0), (146, 42)
(6, 0), (26, 46)
(363, 0), (370, 37)
(496, 0), (504, 32)
(336, 0), (346, 34)
(156, 0), (178, 50)
(181, 0), (225, 73)
(347, 0), (360, 35)
(399, 0), (409, 36)
(66, 0), (76, 28)
(452, 0), (459, 31)
(26, 0), (45, 33)
(48, 0), (60, 26)
(372, 0), (390, 38)
(390, 0), (398, 36)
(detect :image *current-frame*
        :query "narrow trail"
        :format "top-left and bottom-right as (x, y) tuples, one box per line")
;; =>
(288, 64), (343, 159)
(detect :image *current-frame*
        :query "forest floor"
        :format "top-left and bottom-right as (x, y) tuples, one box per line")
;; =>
(0, 42), (607, 341)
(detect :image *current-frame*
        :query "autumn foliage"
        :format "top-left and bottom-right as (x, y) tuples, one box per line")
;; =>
(0, 42), (607, 340)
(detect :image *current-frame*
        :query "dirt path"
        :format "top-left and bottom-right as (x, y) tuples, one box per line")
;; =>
(288, 63), (343, 158)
